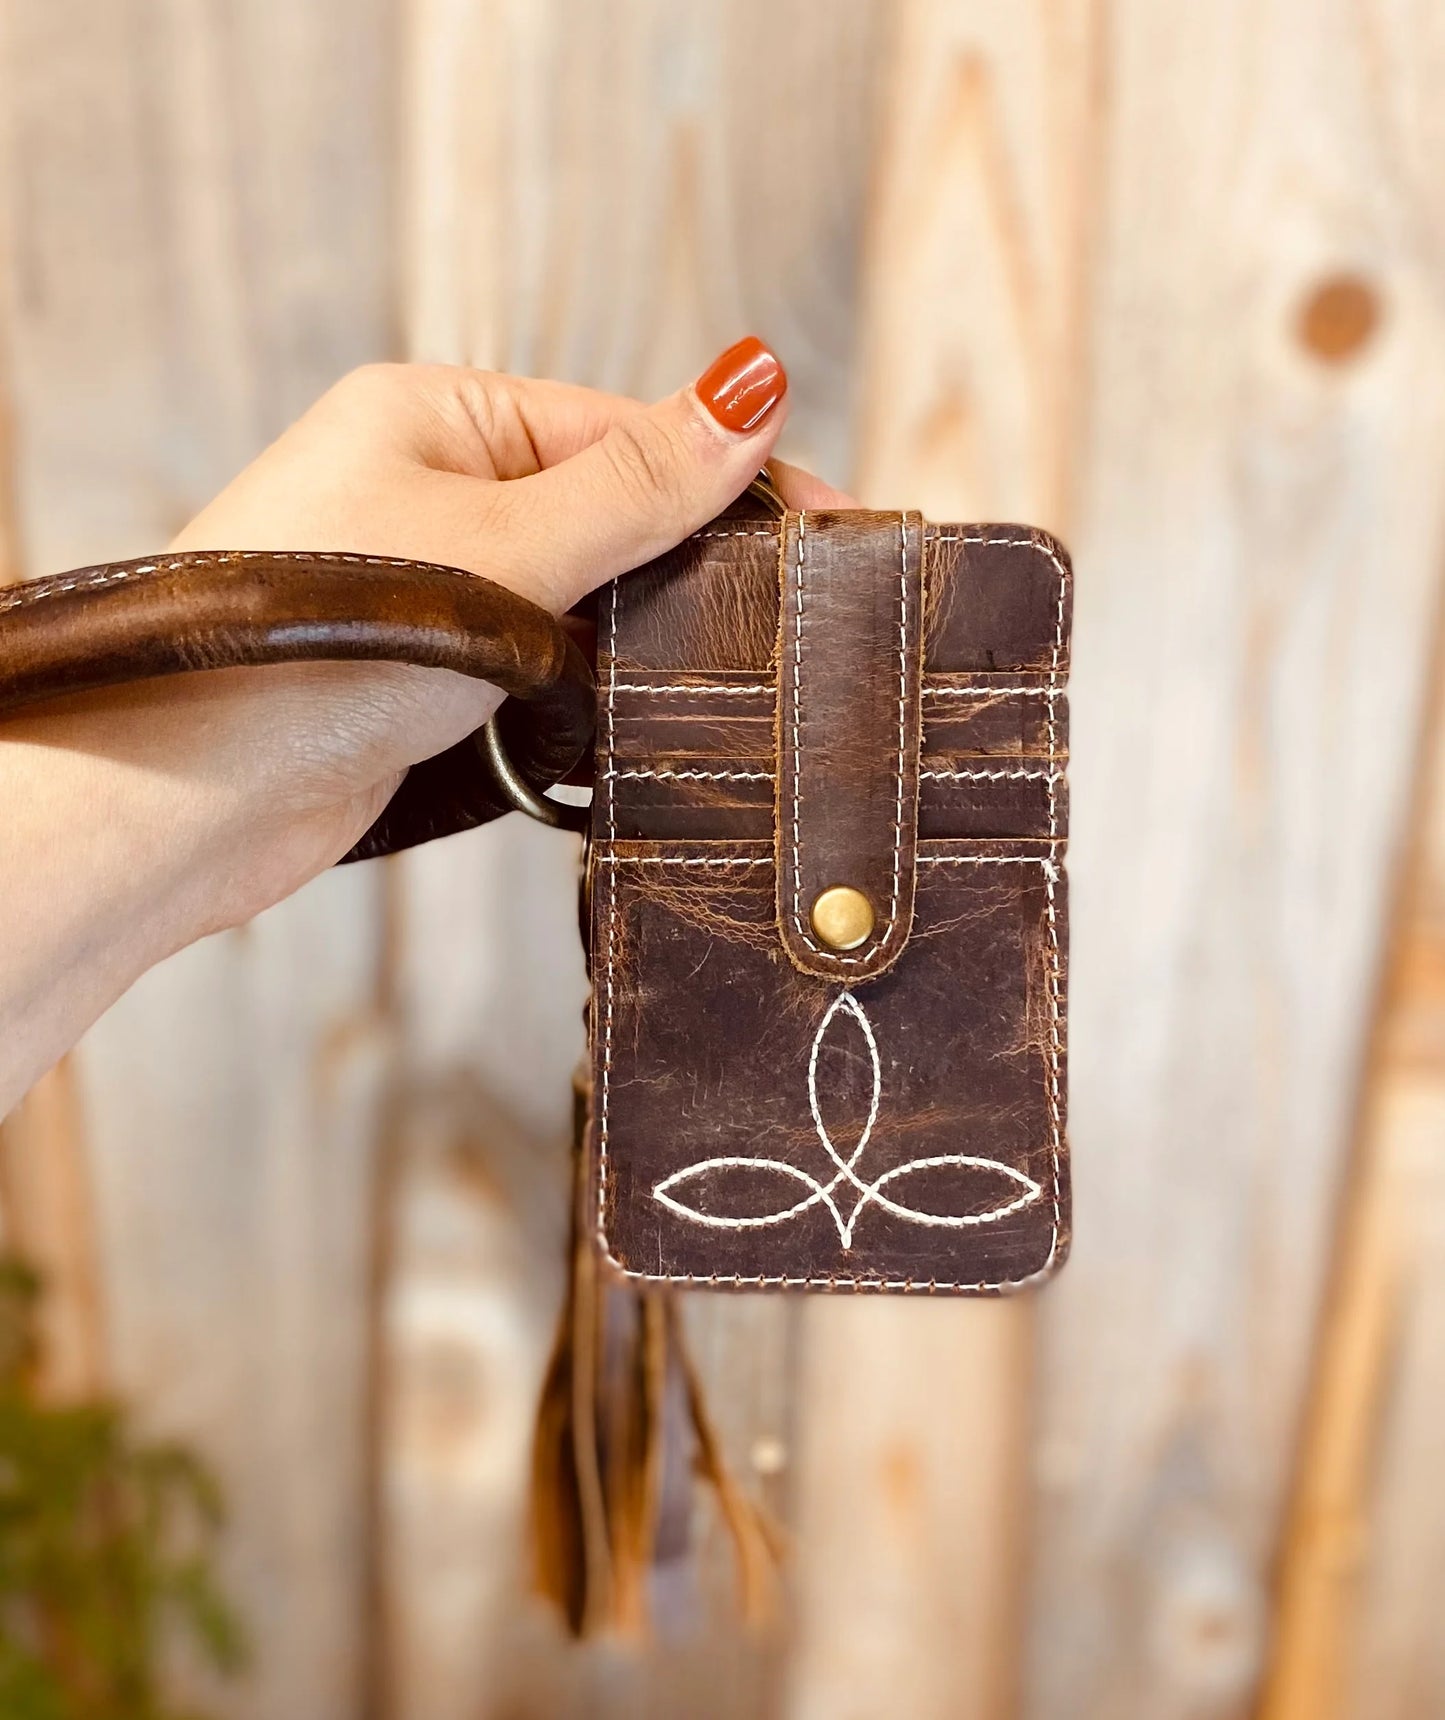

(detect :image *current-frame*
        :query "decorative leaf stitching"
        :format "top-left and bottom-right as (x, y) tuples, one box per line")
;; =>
(653, 991), (1041, 1249)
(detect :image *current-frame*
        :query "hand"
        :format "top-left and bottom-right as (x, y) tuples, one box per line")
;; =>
(0, 341), (855, 1115)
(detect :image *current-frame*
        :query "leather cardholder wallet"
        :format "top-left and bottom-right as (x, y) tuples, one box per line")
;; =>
(588, 508), (1072, 1294)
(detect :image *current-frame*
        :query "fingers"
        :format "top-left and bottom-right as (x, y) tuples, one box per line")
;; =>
(767, 457), (860, 510)
(391, 368), (650, 478)
(400, 365), (854, 509)
(241, 348), (860, 619)
(475, 337), (790, 609)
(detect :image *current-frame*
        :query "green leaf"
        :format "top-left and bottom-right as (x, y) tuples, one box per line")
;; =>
(0, 1255), (245, 1719)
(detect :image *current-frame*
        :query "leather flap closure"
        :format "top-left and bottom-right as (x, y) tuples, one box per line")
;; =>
(775, 510), (925, 979)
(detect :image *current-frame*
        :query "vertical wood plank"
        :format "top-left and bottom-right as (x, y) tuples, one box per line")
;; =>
(1259, 640), (1445, 1720)
(851, 0), (1099, 526)
(1343, 1031), (1445, 1716)
(81, 899), (394, 1718)
(790, 5), (1099, 1717)
(0, 2), (401, 1715)
(373, 1076), (563, 1720)
(788, 1301), (1034, 1720)
(0, 0), (107, 1410)
(401, 0), (886, 480)
(1255, 620), (1445, 1720)
(0, 1063), (108, 1399)
(385, 3), (886, 1712)
(1279, 13), (1445, 1709)
(1028, 1), (1445, 1714)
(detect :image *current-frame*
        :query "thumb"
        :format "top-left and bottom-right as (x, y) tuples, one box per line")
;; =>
(490, 337), (788, 610)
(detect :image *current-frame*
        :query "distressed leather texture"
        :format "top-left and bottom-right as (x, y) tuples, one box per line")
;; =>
(589, 510), (1072, 1294)
(776, 510), (925, 981)
(0, 549), (594, 860)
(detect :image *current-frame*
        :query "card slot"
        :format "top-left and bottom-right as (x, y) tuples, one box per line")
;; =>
(918, 778), (1065, 842)
(923, 696), (1062, 755)
(605, 767), (1066, 842)
(607, 526), (1071, 679)
(609, 673), (1057, 697)
(608, 709), (776, 762)
(607, 707), (1063, 763)
(596, 835), (1060, 869)
(609, 803), (773, 841)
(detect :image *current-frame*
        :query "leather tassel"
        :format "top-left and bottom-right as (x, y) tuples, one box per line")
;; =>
(668, 1296), (786, 1629)
(528, 1078), (783, 1638)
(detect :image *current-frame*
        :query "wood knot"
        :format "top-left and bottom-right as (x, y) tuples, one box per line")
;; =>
(1296, 274), (1382, 364)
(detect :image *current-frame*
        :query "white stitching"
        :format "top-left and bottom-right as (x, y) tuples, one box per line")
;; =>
(606, 584), (619, 847)
(596, 852), (1064, 1290)
(0, 566), (143, 611)
(917, 851), (1062, 864)
(0, 525), (787, 618)
(932, 531), (1074, 847)
(787, 510), (809, 947)
(1040, 864), (1064, 1277)
(887, 511), (910, 939)
(596, 581), (621, 1252)
(785, 512), (910, 968)
(613, 766), (1058, 786)
(934, 531), (1058, 547)
(0, 548), (509, 616)
(609, 766), (773, 783)
(600, 852), (1055, 868)
(612, 682), (1057, 699)
(807, 994), (882, 1229)
(609, 527), (1070, 706)
(1046, 555), (1066, 843)
(595, 526), (1071, 1292)
(0, 527), (1064, 621)
(596, 1273), (1025, 1289)
(921, 767), (1061, 783)
(597, 854), (772, 868)
(612, 682), (773, 695)
(677, 526), (1067, 552)
(651, 990), (1042, 1246)
(924, 685), (1058, 700)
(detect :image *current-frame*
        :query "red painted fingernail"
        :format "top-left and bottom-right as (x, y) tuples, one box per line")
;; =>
(695, 336), (787, 433)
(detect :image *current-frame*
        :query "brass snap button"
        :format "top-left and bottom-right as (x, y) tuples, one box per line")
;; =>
(810, 886), (874, 951)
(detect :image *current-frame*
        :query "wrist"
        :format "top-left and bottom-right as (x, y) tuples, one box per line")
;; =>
(0, 726), (254, 1114)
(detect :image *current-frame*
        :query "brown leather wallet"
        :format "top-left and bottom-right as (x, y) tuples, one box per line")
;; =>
(0, 507), (1071, 1296)
(589, 505), (1072, 1294)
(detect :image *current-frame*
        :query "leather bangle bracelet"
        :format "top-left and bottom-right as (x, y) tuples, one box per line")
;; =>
(0, 548), (596, 861)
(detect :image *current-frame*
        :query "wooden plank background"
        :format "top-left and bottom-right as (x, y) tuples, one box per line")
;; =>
(1, 2), (1443, 1717)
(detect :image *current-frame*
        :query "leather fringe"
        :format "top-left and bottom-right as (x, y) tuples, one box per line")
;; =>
(529, 1080), (783, 1637)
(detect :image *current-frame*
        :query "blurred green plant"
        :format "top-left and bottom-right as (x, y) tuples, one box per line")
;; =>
(0, 1256), (244, 1719)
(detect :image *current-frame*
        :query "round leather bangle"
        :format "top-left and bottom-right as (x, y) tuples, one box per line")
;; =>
(0, 549), (596, 861)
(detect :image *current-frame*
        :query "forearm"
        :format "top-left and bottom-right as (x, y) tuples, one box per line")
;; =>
(0, 659), (493, 1114)
(0, 732), (222, 1114)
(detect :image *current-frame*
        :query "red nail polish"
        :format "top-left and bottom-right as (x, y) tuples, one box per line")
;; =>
(695, 336), (787, 433)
